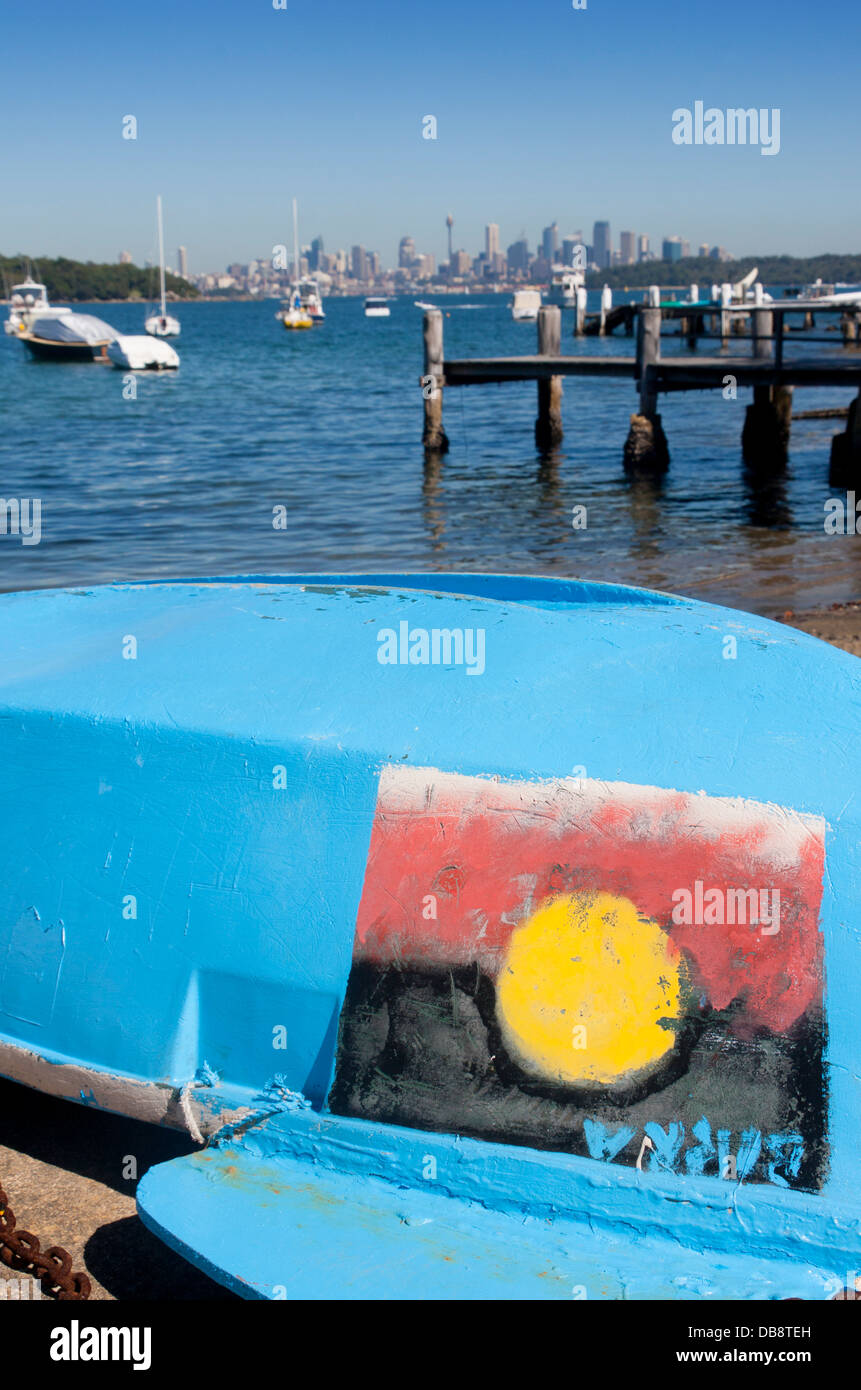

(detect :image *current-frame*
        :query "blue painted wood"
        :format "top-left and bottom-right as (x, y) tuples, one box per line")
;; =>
(0, 574), (858, 1297)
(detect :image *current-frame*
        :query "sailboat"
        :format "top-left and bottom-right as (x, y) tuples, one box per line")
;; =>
(145, 196), (180, 338)
(278, 199), (314, 330)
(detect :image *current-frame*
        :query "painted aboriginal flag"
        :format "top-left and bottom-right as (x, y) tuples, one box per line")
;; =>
(329, 767), (828, 1190)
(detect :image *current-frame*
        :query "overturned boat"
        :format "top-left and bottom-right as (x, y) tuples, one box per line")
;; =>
(107, 334), (179, 370)
(0, 573), (858, 1299)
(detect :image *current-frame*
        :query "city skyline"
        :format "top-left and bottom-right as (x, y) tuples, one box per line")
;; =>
(3, 0), (859, 269)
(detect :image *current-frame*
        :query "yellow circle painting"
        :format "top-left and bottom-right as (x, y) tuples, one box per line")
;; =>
(496, 891), (683, 1086)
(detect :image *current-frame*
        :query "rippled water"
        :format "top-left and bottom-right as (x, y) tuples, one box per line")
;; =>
(1, 292), (858, 614)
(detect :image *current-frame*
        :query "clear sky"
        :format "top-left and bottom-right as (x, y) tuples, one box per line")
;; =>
(4, 0), (859, 272)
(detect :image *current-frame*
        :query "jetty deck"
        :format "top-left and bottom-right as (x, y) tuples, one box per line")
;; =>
(421, 301), (861, 482)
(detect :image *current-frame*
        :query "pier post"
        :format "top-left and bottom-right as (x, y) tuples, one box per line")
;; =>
(422, 310), (449, 453)
(624, 305), (669, 472)
(535, 306), (564, 450)
(829, 391), (861, 487)
(573, 286), (587, 337)
(599, 285), (612, 336)
(841, 311), (858, 347)
(720, 283), (732, 345)
(742, 305), (790, 468)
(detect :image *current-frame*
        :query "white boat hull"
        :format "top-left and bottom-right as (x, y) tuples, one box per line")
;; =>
(145, 314), (181, 338)
(108, 335), (179, 370)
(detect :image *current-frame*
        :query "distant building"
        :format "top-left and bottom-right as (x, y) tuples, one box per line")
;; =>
(450, 249), (471, 277)
(119, 250), (132, 264)
(531, 255), (551, 283)
(593, 221), (611, 269)
(662, 237), (683, 262)
(398, 236), (416, 268)
(351, 245), (368, 280)
(368, 251), (381, 277)
(309, 236), (324, 271)
(415, 253), (435, 279)
(177, 246), (188, 278)
(486, 223), (500, 257)
(637, 234), (650, 261)
(681, 240), (691, 258)
(561, 235), (583, 266)
(698, 243), (710, 258)
(710, 246), (732, 261)
(619, 230), (636, 265)
(506, 238), (530, 275)
(541, 222), (559, 263)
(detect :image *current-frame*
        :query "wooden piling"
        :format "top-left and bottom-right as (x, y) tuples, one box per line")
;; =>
(841, 312), (858, 347)
(573, 286), (587, 337)
(535, 306), (564, 450)
(829, 391), (861, 487)
(624, 305), (669, 472)
(422, 310), (449, 453)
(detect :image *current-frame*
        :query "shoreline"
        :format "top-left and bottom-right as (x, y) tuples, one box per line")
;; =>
(776, 599), (861, 657)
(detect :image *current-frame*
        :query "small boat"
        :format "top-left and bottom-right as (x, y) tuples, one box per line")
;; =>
(144, 196), (180, 337)
(21, 313), (117, 361)
(511, 288), (542, 321)
(0, 573), (858, 1300)
(280, 289), (313, 330)
(364, 296), (390, 318)
(107, 334), (179, 370)
(4, 277), (70, 336)
(414, 300), (436, 310)
(547, 266), (585, 308)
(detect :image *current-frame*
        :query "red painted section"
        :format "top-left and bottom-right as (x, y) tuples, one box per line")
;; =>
(354, 771), (825, 1036)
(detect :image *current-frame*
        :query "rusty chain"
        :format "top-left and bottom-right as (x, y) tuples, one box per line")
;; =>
(0, 1181), (91, 1300)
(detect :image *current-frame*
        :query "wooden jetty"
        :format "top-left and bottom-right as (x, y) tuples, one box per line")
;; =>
(421, 300), (861, 484)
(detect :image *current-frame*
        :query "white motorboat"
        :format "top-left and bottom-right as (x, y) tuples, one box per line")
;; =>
(511, 289), (542, 321)
(364, 297), (390, 318)
(145, 196), (180, 337)
(107, 335), (179, 370)
(414, 300), (436, 310)
(547, 267), (585, 308)
(4, 277), (70, 336)
(22, 313), (117, 361)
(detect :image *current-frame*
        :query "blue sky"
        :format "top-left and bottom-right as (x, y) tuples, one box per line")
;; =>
(4, 0), (859, 271)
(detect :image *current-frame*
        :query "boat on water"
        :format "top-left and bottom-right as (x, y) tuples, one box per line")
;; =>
(21, 313), (117, 361)
(107, 334), (179, 370)
(3, 277), (70, 336)
(144, 196), (180, 338)
(0, 572), (858, 1300)
(277, 201), (319, 330)
(547, 266), (585, 308)
(511, 288), (542, 320)
(364, 296), (390, 318)
(414, 300), (436, 310)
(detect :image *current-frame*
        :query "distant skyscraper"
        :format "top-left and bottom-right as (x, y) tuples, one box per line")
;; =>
(486, 223), (500, 257)
(450, 249), (471, 277)
(698, 243), (710, 258)
(619, 231), (636, 265)
(507, 238), (529, 275)
(351, 245), (368, 279)
(399, 235), (416, 268)
(446, 214), (454, 264)
(681, 239), (691, 258)
(637, 234), (650, 261)
(118, 250), (132, 264)
(309, 236), (324, 271)
(662, 236), (683, 262)
(177, 246), (188, 278)
(369, 251), (381, 277)
(592, 221), (611, 269)
(561, 235), (584, 266)
(541, 222), (559, 263)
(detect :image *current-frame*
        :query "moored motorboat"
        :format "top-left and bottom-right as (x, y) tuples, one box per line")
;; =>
(511, 288), (541, 320)
(364, 296), (390, 318)
(107, 334), (179, 370)
(4, 277), (70, 336)
(21, 313), (117, 361)
(0, 573), (858, 1299)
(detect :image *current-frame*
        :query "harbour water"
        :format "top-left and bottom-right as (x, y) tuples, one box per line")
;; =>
(2, 292), (858, 614)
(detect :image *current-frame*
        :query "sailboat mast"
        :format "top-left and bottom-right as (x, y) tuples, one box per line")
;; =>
(157, 195), (166, 317)
(292, 197), (299, 285)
